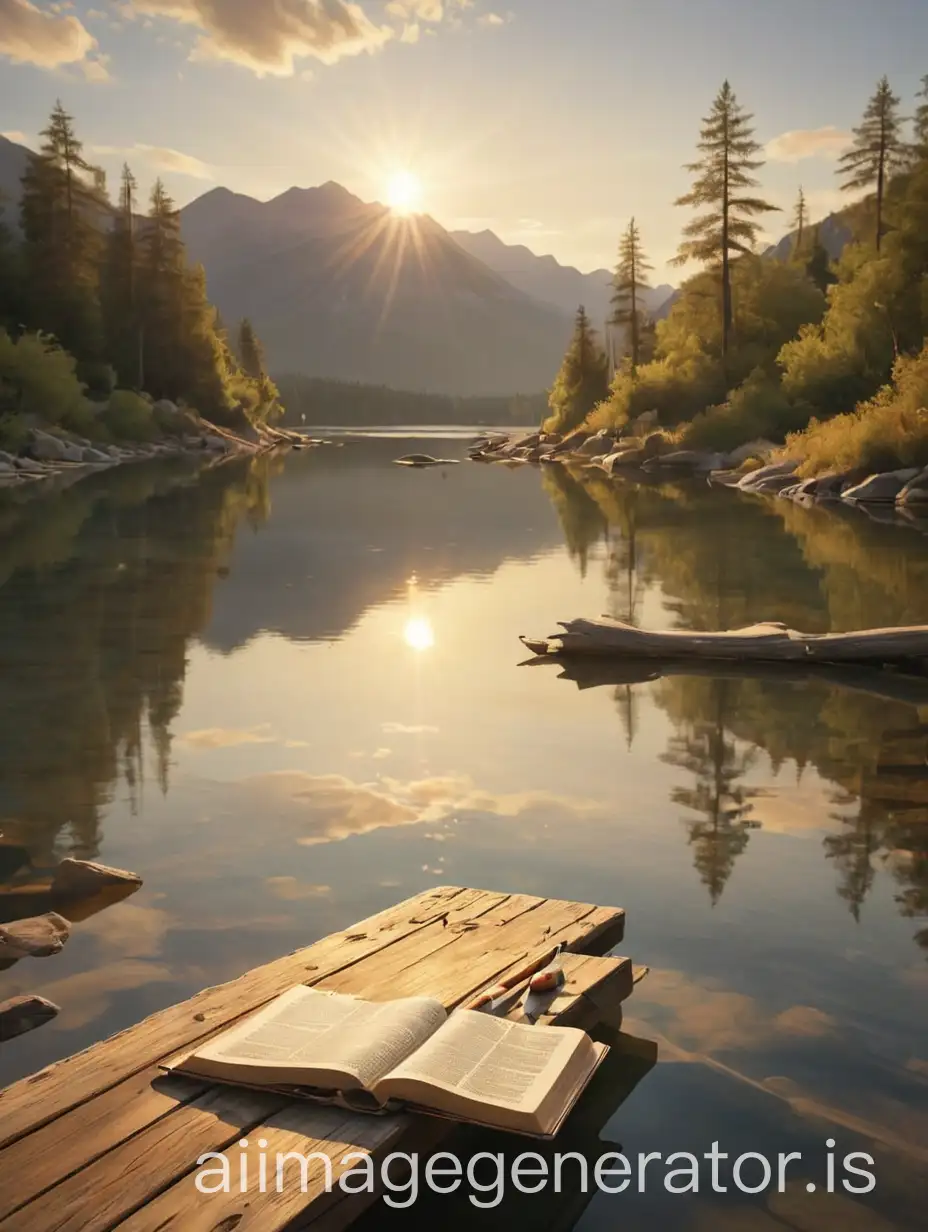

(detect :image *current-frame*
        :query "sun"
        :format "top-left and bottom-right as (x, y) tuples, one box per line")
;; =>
(386, 170), (422, 215)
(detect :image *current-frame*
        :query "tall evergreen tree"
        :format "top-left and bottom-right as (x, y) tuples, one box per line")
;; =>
(672, 81), (779, 362)
(138, 179), (227, 413)
(237, 318), (265, 379)
(546, 306), (610, 435)
(838, 77), (907, 252)
(19, 100), (104, 360)
(804, 226), (836, 294)
(913, 74), (928, 160)
(792, 186), (807, 254)
(103, 163), (141, 387)
(610, 218), (653, 371)
(0, 192), (21, 332)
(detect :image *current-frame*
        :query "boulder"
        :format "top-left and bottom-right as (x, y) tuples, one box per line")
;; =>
(14, 457), (47, 475)
(645, 449), (727, 473)
(752, 474), (804, 495)
(82, 446), (112, 465)
(575, 430), (615, 457)
(0, 450), (16, 465)
(0, 460), (17, 475)
(29, 430), (69, 461)
(553, 429), (591, 454)
(601, 448), (645, 473)
(896, 468), (928, 505)
(204, 434), (231, 452)
(842, 469), (920, 504)
(631, 410), (660, 432)
(511, 432), (541, 451)
(737, 459), (798, 491)
(152, 399), (179, 417)
(51, 857), (143, 899)
(0, 912), (70, 960)
(726, 439), (777, 467)
(642, 433), (669, 459)
(0, 994), (60, 1042)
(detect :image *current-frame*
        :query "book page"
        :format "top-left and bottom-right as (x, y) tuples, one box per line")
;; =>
(378, 1009), (584, 1110)
(193, 986), (447, 1090)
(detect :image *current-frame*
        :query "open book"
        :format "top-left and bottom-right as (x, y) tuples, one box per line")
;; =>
(170, 985), (607, 1138)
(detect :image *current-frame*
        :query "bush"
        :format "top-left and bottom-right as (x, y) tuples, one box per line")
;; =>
(101, 390), (157, 441)
(682, 370), (812, 451)
(0, 329), (87, 425)
(785, 343), (928, 476)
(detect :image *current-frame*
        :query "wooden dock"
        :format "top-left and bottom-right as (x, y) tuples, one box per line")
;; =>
(0, 886), (645, 1231)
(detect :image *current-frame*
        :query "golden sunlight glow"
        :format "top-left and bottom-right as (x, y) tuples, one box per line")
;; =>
(386, 170), (422, 215)
(404, 616), (435, 652)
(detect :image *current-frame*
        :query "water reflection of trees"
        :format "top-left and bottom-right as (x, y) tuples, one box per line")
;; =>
(542, 468), (928, 950)
(0, 458), (274, 871)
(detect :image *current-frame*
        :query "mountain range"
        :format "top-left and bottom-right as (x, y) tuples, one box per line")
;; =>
(0, 131), (855, 397)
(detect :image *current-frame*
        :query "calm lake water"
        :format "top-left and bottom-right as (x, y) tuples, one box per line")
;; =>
(0, 432), (925, 1229)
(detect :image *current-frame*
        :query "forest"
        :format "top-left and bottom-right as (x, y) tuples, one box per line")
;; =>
(547, 75), (928, 476)
(0, 102), (280, 451)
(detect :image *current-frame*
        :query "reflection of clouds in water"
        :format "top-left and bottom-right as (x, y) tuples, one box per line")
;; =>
(77, 901), (173, 961)
(29, 961), (174, 1031)
(382, 723), (439, 735)
(748, 781), (854, 836)
(178, 725), (276, 750)
(630, 968), (838, 1054)
(238, 770), (605, 847)
(264, 877), (331, 901)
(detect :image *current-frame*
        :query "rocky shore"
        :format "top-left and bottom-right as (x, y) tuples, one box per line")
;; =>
(0, 400), (313, 492)
(469, 427), (928, 523)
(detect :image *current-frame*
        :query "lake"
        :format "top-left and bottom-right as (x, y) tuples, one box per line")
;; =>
(0, 433), (925, 1229)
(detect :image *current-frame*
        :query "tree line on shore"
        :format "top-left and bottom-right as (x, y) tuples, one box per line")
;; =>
(547, 75), (928, 476)
(0, 102), (280, 449)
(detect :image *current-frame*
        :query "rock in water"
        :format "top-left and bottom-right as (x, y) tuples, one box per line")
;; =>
(51, 858), (143, 899)
(0, 995), (60, 1041)
(0, 912), (70, 960)
(842, 469), (920, 504)
(394, 455), (460, 467)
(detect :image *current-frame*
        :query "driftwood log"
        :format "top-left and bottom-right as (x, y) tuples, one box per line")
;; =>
(521, 619), (928, 665)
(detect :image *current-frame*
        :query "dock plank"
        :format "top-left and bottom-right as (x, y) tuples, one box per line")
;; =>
(0, 889), (631, 1232)
(0, 885), (467, 1150)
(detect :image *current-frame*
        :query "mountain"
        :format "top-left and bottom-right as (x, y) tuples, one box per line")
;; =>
(451, 228), (674, 324)
(179, 184), (573, 396)
(763, 211), (855, 262)
(0, 135), (30, 224)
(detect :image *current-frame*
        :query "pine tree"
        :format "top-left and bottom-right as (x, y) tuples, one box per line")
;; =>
(672, 81), (779, 362)
(792, 186), (807, 254)
(0, 192), (21, 332)
(610, 218), (653, 371)
(138, 179), (227, 413)
(102, 163), (141, 387)
(546, 306), (610, 435)
(803, 226), (836, 294)
(838, 77), (907, 252)
(19, 100), (104, 361)
(237, 318), (265, 379)
(914, 74), (928, 160)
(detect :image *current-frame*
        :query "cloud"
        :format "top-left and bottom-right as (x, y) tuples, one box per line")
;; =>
(478, 11), (507, 25)
(80, 51), (111, 81)
(0, 0), (97, 68)
(178, 723), (273, 748)
(382, 722), (439, 734)
(130, 0), (395, 75)
(1, 130), (28, 144)
(765, 126), (851, 163)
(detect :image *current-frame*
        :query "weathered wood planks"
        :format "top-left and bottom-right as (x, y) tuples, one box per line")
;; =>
(0, 887), (633, 1232)
(522, 618), (928, 663)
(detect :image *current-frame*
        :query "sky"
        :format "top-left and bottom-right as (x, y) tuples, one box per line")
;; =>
(2, 0), (928, 281)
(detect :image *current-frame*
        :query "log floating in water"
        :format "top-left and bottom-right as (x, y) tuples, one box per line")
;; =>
(521, 619), (928, 664)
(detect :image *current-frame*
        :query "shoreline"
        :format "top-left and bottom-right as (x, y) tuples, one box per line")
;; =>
(468, 428), (928, 532)
(0, 416), (314, 495)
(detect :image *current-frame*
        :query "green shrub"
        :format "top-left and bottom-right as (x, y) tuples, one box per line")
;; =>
(0, 329), (87, 425)
(102, 390), (157, 441)
(682, 370), (812, 451)
(785, 343), (928, 476)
